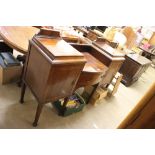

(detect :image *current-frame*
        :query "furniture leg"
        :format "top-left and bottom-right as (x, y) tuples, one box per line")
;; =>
(20, 83), (26, 104)
(33, 103), (44, 127)
(17, 55), (26, 87)
(18, 65), (25, 87)
(87, 84), (99, 104)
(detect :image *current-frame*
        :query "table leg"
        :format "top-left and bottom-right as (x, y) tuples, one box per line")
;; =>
(20, 83), (26, 104)
(33, 103), (44, 127)
(17, 55), (26, 87)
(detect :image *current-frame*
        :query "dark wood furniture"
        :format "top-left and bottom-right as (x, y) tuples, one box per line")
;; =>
(20, 32), (111, 126)
(119, 53), (151, 87)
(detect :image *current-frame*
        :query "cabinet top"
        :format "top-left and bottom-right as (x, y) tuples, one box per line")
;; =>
(93, 41), (125, 58)
(34, 37), (84, 58)
(127, 53), (152, 65)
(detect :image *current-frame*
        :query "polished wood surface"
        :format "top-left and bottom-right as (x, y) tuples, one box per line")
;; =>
(82, 52), (107, 72)
(20, 28), (125, 126)
(93, 37), (119, 49)
(93, 41), (125, 57)
(119, 53), (151, 86)
(36, 37), (83, 57)
(20, 34), (110, 126)
(0, 26), (39, 54)
(70, 43), (125, 88)
(21, 30), (126, 126)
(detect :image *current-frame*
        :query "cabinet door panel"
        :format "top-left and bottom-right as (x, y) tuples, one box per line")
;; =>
(45, 64), (84, 102)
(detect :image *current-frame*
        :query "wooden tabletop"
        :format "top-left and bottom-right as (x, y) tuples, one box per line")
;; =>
(0, 26), (39, 54)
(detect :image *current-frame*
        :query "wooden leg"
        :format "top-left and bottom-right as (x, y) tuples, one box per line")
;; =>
(33, 103), (44, 127)
(18, 65), (25, 87)
(87, 84), (99, 104)
(17, 55), (26, 87)
(20, 83), (26, 104)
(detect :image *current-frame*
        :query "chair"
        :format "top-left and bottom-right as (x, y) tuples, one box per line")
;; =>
(122, 27), (137, 49)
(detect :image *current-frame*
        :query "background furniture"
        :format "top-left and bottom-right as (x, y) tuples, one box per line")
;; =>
(122, 27), (137, 49)
(0, 54), (22, 84)
(0, 26), (40, 85)
(139, 45), (155, 60)
(0, 26), (39, 54)
(119, 53), (152, 86)
(148, 32), (155, 45)
(118, 82), (155, 129)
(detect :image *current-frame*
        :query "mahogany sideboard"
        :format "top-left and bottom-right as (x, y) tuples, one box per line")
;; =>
(20, 29), (125, 126)
(19, 33), (106, 126)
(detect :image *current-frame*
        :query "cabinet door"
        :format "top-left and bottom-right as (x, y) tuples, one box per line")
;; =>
(45, 64), (84, 102)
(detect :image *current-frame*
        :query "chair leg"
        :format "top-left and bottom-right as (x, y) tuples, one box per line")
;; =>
(20, 83), (26, 104)
(33, 103), (44, 127)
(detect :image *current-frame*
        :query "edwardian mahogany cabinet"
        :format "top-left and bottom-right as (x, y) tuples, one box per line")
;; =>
(20, 30), (110, 126)
(20, 29), (125, 126)
(20, 34), (88, 126)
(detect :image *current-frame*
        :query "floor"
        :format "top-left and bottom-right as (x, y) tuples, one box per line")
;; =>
(0, 57), (155, 128)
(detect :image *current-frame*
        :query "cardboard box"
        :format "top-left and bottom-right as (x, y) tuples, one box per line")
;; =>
(0, 56), (22, 84)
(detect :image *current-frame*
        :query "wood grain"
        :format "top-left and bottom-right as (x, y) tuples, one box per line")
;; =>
(0, 26), (39, 54)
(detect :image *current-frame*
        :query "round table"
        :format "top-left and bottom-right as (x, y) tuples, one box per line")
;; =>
(0, 26), (39, 54)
